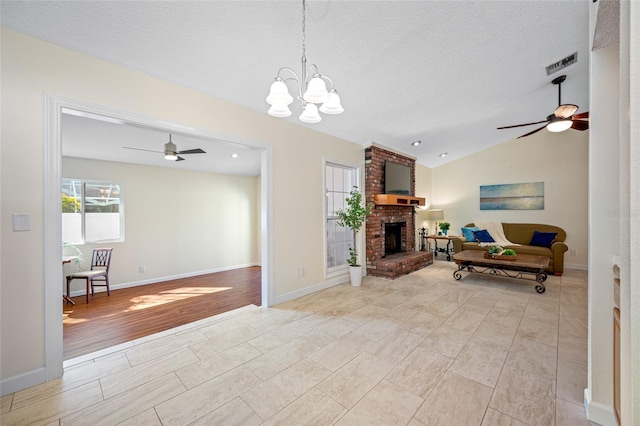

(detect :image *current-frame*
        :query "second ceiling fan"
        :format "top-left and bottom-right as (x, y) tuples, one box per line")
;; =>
(498, 75), (589, 139)
(123, 134), (206, 161)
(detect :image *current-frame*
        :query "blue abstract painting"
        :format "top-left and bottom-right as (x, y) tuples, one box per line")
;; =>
(480, 182), (544, 210)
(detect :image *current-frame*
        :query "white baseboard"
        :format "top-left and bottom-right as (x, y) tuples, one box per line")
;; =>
(0, 367), (46, 397)
(584, 388), (618, 426)
(272, 274), (350, 306)
(69, 262), (260, 297)
(565, 262), (588, 271)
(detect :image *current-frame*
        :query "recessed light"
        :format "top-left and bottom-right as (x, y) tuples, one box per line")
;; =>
(411, 140), (422, 146)
(439, 152), (448, 158)
(231, 153), (239, 158)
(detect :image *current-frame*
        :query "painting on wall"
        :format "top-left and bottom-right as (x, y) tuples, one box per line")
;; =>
(480, 182), (544, 210)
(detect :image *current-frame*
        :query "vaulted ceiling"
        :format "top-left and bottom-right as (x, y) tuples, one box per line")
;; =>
(1, 1), (589, 173)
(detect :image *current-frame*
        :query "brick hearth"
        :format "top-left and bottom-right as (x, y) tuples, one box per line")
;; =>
(368, 251), (434, 279)
(365, 145), (433, 278)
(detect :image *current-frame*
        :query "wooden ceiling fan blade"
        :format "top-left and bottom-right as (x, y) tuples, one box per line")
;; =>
(573, 111), (589, 119)
(571, 120), (589, 131)
(497, 120), (547, 130)
(554, 104), (578, 119)
(175, 156), (186, 161)
(123, 146), (163, 154)
(517, 125), (547, 139)
(177, 148), (206, 154)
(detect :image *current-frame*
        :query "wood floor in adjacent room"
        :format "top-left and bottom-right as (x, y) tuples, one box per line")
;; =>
(63, 266), (262, 360)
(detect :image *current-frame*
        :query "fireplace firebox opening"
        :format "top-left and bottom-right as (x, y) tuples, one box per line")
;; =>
(385, 222), (405, 256)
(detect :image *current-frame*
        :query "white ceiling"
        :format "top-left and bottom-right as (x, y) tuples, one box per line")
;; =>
(1, 0), (590, 172)
(61, 111), (264, 176)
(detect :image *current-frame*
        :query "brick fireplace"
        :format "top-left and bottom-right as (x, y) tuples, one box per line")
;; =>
(365, 145), (433, 278)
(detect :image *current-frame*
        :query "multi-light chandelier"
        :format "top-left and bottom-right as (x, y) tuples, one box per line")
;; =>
(266, 0), (343, 123)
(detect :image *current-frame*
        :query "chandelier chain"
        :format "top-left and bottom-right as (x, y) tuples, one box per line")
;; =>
(301, 0), (306, 60)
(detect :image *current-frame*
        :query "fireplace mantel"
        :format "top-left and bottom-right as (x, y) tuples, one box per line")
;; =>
(374, 194), (425, 207)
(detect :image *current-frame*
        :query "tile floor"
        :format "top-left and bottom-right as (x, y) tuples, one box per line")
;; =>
(0, 260), (598, 425)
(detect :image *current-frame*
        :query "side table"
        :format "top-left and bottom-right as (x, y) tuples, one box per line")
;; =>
(62, 255), (78, 304)
(427, 235), (457, 261)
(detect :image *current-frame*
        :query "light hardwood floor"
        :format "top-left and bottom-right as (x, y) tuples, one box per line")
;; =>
(63, 266), (262, 360)
(1, 260), (596, 425)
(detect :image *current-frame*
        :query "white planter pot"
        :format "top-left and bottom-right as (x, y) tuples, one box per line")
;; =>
(349, 265), (363, 287)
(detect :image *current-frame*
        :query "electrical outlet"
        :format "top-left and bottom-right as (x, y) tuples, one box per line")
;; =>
(296, 267), (305, 277)
(570, 249), (577, 257)
(139, 266), (146, 273)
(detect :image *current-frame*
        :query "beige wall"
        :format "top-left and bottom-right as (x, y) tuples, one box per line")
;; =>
(62, 157), (259, 293)
(414, 164), (433, 233)
(0, 29), (363, 389)
(428, 129), (589, 269)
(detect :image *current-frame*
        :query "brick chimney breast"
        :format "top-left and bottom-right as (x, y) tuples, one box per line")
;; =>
(364, 146), (433, 278)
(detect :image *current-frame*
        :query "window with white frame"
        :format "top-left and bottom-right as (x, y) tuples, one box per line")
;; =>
(62, 178), (124, 243)
(325, 162), (357, 275)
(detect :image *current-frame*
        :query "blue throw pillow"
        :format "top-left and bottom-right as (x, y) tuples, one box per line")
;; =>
(530, 231), (557, 248)
(473, 229), (495, 243)
(461, 226), (479, 242)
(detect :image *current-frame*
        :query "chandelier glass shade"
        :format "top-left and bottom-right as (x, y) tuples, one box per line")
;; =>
(266, 80), (294, 106)
(299, 103), (322, 123)
(267, 102), (292, 118)
(266, 0), (343, 123)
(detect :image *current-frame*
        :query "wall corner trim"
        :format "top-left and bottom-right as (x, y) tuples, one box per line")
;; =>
(584, 388), (619, 426)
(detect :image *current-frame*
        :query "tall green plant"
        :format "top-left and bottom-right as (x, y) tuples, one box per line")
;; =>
(336, 186), (373, 266)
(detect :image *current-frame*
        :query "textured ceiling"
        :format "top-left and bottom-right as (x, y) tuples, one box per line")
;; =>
(1, 0), (590, 172)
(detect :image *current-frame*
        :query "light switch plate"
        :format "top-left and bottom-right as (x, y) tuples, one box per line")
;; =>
(12, 214), (31, 232)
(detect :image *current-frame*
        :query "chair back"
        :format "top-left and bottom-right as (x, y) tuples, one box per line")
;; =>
(91, 248), (113, 274)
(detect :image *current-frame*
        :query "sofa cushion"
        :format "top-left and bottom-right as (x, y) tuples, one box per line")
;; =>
(473, 229), (495, 243)
(461, 226), (479, 242)
(530, 231), (558, 248)
(518, 245), (554, 257)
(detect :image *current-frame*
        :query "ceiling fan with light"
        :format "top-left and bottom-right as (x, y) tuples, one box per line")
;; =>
(497, 75), (589, 139)
(123, 134), (206, 161)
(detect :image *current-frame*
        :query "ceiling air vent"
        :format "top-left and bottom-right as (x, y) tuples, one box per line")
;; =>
(546, 52), (578, 76)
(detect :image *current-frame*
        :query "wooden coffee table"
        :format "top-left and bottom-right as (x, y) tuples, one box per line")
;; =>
(452, 250), (549, 293)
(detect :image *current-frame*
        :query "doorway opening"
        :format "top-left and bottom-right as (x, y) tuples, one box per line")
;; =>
(45, 95), (273, 378)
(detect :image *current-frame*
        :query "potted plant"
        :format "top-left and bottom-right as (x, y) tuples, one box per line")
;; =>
(439, 222), (451, 235)
(484, 245), (517, 260)
(487, 245), (504, 257)
(336, 186), (373, 287)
